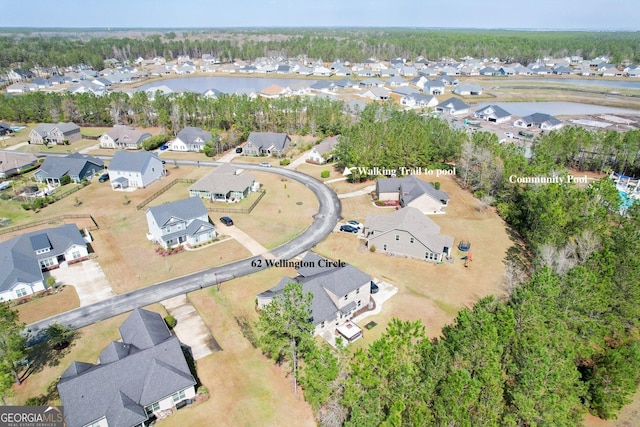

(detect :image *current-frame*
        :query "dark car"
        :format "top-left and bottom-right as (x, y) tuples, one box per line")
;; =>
(370, 281), (379, 294)
(159, 145), (169, 150)
(235, 147), (243, 154)
(98, 173), (109, 183)
(220, 216), (234, 226)
(339, 224), (358, 233)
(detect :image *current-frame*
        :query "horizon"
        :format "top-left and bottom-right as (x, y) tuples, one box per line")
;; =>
(3, 0), (639, 31)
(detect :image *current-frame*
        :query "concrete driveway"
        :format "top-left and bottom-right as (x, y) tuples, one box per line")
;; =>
(220, 224), (275, 259)
(162, 295), (221, 360)
(46, 259), (115, 307)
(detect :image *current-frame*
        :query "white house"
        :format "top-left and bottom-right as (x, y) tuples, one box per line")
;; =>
(307, 136), (338, 164)
(108, 151), (165, 190)
(0, 224), (89, 302)
(145, 197), (216, 249)
(171, 127), (213, 152)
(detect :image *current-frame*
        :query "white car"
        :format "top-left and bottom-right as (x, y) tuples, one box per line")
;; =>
(505, 132), (515, 139)
(346, 220), (363, 229)
(259, 162), (272, 168)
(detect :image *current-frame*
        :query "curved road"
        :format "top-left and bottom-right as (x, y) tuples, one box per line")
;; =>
(26, 161), (342, 337)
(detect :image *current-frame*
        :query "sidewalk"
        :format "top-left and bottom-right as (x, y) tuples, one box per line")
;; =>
(221, 224), (275, 259)
(337, 184), (375, 199)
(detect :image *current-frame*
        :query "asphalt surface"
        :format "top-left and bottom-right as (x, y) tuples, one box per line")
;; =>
(25, 159), (342, 338)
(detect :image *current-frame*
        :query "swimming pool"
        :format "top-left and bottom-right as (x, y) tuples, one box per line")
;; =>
(619, 190), (636, 211)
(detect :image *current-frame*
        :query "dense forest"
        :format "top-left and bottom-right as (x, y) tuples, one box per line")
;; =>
(1, 29), (639, 71)
(299, 104), (640, 425)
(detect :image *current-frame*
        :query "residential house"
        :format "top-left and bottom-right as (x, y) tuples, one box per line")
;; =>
(0, 224), (88, 302)
(0, 122), (13, 136)
(8, 68), (35, 82)
(202, 88), (223, 98)
(335, 78), (357, 89)
(99, 125), (152, 150)
(189, 163), (257, 202)
(307, 136), (338, 164)
(359, 87), (391, 101)
(145, 197), (216, 249)
(385, 76), (407, 87)
(242, 132), (291, 157)
(0, 152), (38, 178)
(435, 97), (470, 116)
(474, 105), (512, 123)
(364, 207), (454, 263)
(108, 151), (164, 190)
(453, 83), (483, 96)
(376, 175), (450, 215)
(29, 122), (81, 145)
(311, 80), (337, 93)
(58, 308), (197, 427)
(423, 80), (445, 95)
(400, 93), (438, 109)
(171, 127), (213, 152)
(514, 112), (563, 130)
(34, 153), (104, 185)
(6, 82), (35, 93)
(553, 65), (573, 75)
(359, 78), (384, 87)
(257, 252), (371, 341)
(260, 84), (289, 98)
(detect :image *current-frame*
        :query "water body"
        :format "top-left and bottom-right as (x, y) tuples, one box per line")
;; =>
(474, 101), (640, 117)
(137, 76), (318, 94)
(519, 78), (640, 90)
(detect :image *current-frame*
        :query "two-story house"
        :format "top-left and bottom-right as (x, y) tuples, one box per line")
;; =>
(29, 122), (81, 145)
(145, 197), (216, 249)
(108, 151), (164, 190)
(257, 252), (371, 343)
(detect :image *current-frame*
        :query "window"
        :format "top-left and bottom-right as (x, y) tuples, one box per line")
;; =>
(40, 258), (56, 268)
(71, 250), (81, 259)
(425, 252), (429, 259)
(344, 294), (348, 301)
(145, 402), (160, 415)
(357, 300), (361, 307)
(395, 234), (399, 241)
(383, 244), (387, 251)
(410, 237), (414, 243)
(16, 288), (27, 298)
(356, 287), (360, 294)
(172, 389), (186, 404)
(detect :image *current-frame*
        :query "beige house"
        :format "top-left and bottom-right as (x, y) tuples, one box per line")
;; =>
(364, 207), (454, 263)
(376, 175), (449, 214)
(99, 125), (152, 149)
(29, 122), (81, 145)
(189, 163), (257, 202)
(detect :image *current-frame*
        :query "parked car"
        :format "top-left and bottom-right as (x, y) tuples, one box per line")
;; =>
(346, 220), (363, 229)
(235, 147), (243, 154)
(259, 162), (271, 168)
(220, 216), (234, 226)
(98, 173), (109, 183)
(339, 224), (359, 233)
(370, 281), (379, 294)
(159, 145), (169, 150)
(505, 132), (515, 139)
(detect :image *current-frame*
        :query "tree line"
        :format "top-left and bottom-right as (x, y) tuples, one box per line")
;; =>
(1, 29), (639, 72)
(258, 104), (640, 425)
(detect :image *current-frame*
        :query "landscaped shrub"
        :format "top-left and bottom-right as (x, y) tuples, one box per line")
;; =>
(279, 158), (291, 166)
(59, 174), (72, 186)
(164, 315), (177, 329)
(433, 181), (441, 190)
(320, 170), (330, 179)
(369, 245), (376, 253)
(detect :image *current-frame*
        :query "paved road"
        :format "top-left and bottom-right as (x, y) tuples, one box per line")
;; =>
(26, 160), (342, 338)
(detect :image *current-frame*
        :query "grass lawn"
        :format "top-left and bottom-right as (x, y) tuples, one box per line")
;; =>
(14, 286), (80, 325)
(229, 171), (318, 250)
(158, 268), (316, 427)
(0, 125), (35, 148)
(295, 161), (342, 182)
(315, 174), (514, 350)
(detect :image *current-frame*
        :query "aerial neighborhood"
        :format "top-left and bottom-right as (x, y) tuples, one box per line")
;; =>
(1, 24), (640, 427)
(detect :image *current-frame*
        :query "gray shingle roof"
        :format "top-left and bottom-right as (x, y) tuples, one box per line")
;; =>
(33, 122), (80, 137)
(0, 224), (86, 293)
(520, 112), (562, 126)
(146, 197), (208, 228)
(365, 207), (454, 253)
(475, 104), (512, 119)
(58, 309), (196, 427)
(176, 127), (212, 145)
(189, 164), (256, 196)
(0, 151), (38, 174)
(246, 132), (290, 151)
(377, 176), (449, 205)
(108, 150), (160, 174)
(36, 152), (103, 180)
(103, 125), (151, 146)
(436, 97), (470, 111)
(258, 253), (371, 325)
